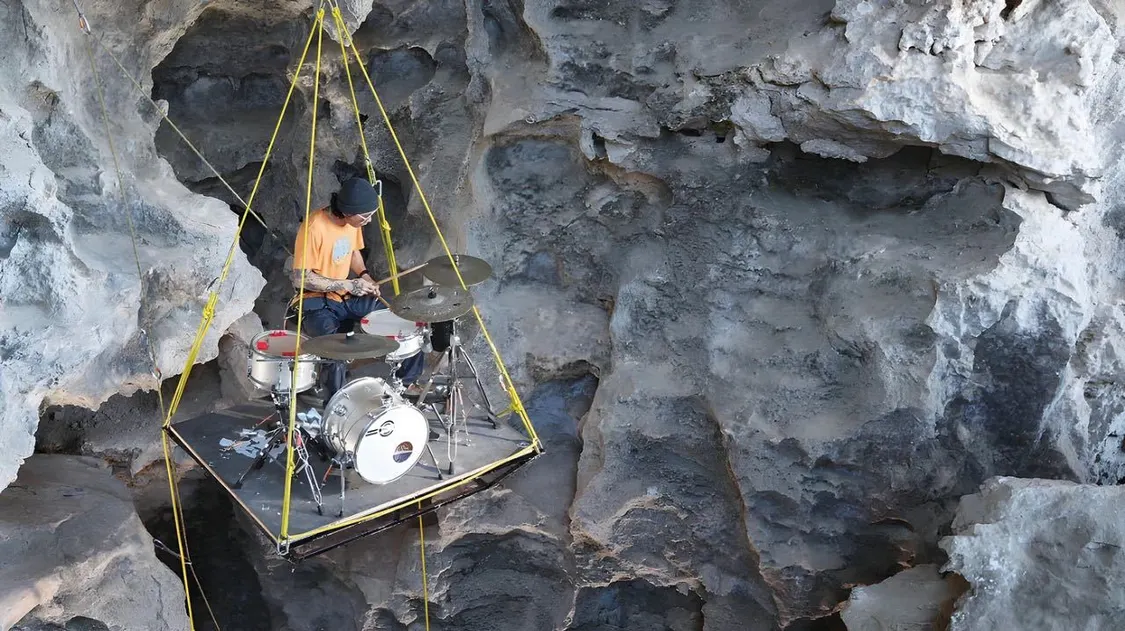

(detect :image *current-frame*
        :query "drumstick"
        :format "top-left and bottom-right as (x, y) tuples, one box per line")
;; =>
(372, 262), (428, 287)
(357, 262), (427, 309)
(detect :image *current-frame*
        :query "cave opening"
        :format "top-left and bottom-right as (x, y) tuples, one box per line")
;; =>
(144, 474), (274, 631)
(783, 613), (847, 631)
(149, 6), (310, 273)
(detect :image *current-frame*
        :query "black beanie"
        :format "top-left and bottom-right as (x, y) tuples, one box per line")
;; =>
(333, 178), (380, 215)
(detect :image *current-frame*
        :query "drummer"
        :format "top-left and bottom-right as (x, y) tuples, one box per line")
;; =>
(290, 177), (424, 404)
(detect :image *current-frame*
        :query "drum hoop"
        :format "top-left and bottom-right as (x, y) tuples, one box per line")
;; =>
(248, 348), (317, 361)
(250, 330), (315, 361)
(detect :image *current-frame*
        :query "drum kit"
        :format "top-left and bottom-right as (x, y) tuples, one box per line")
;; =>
(232, 254), (495, 517)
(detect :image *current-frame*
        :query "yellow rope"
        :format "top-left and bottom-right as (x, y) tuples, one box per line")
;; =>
(342, 38), (542, 448)
(377, 194), (400, 295)
(75, 13), (200, 626)
(418, 508), (432, 631)
(291, 442), (536, 539)
(83, 34), (167, 416)
(280, 7), (326, 543)
(329, 3), (400, 294)
(84, 33), (289, 254)
(160, 13), (320, 428)
(172, 471), (222, 630)
(160, 432), (195, 628)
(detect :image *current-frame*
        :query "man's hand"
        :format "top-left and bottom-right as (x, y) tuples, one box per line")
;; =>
(359, 272), (381, 299)
(349, 277), (379, 296)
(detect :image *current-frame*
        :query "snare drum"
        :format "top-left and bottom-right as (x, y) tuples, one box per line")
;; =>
(321, 377), (430, 484)
(247, 330), (319, 393)
(360, 310), (427, 361)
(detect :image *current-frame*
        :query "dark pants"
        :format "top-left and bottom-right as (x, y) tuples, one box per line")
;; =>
(299, 295), (425, 405)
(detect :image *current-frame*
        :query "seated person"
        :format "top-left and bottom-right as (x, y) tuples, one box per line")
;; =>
(289, 177), (423, 404)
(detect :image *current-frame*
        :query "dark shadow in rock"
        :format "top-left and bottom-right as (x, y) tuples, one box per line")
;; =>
(150, 6), (305, 184)
(945, 302), (1076, 480)
(567, 579), (704, 631)
(482, 0), (547, 61)
(783, 613), (846, 631)
(352, 4), (397, 49)
(36, 361), (227, 475)
(0, 220), (20, 258)
(145, 474), (272, 631)
(441, 530), (575, 630)
(363, 47), (436, 110)
(765, 143), (984, 213)
(62, 618), (110, 631)
(506, 373), (596, 517)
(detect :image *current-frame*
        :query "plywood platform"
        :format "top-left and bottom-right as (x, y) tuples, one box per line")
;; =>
(166, 389), (538, 559)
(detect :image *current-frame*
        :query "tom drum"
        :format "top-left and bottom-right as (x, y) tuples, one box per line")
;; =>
(321, 377), (430, 484)
(247, 330), (319, 393)
(360, 310), (427, 361)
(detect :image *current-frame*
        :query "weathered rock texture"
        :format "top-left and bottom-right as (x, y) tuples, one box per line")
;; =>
(941, 477), (1125, 630)
(0, 0), (265, 491)
(1, 455), (190, 631)
(8, 0), (1125, 629)
(840, 564), (965, 631)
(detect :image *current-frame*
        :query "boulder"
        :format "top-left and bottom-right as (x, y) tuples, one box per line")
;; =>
(0, 455), (190, 631)
(0, 0), (266, 493)
(841, 564), (965, 631)
(940, 477), (1125, 631)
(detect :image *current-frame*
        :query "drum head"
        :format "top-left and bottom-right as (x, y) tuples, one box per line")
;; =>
(252, 330), (308, 358)
(321, 377), (395, 453)
(353, 405), (430, 484)
(360, 310), (421, 338)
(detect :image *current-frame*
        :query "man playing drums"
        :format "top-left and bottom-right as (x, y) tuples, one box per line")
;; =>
(290, 177), (424, 404)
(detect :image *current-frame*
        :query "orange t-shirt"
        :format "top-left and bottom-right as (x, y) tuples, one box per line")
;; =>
(292, 208), (364, 302)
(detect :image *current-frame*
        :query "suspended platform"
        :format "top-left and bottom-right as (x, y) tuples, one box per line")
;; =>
(165, 362), (539, 560)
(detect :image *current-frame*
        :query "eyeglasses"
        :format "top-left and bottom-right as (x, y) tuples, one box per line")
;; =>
(354, 211), (377, 222)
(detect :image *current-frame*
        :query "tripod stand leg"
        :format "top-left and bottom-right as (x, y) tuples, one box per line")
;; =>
(427, 402), (458, 476)
(294, 433), (323, 515)
(232, 427), (284, 489)
(457, 348), (498, 428)
(335, 458), (347, 518)
(424, 443), (443, 481)
(410, 349), (450, 409)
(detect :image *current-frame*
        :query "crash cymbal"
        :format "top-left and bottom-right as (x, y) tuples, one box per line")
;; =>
(388, 284), (474, 322)
(423, 254), (493, 287)
(303, 332), (400, 360)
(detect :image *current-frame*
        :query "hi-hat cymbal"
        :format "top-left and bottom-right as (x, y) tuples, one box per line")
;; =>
(388, 284), (474, 322)
(423, 254), (492, 287)
(303, 332), (400, 360)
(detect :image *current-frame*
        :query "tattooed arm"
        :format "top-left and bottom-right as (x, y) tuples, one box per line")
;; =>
(289, 268), (368, 295)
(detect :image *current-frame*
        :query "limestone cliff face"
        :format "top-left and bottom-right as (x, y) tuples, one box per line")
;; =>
(6, 0), (1125, 629)
(0, 0), (265, 491)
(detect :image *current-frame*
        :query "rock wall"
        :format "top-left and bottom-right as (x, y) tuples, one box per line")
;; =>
(7, 0), (1125, 629)
(941, 477), (1125, 630)
(1, 455), (190, 631)
(0, 0), (265, 491)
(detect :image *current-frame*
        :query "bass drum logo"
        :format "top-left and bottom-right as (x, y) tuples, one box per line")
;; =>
(392, 441), (414, 464)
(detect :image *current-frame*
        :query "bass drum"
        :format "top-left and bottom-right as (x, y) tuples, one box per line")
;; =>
(321, 377), (430, 484)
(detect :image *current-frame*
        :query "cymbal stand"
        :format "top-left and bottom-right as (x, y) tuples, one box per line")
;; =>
(427, 383), (470, 474)
(232, 361), (324, 516)
(412, 317), (500, 428)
